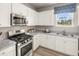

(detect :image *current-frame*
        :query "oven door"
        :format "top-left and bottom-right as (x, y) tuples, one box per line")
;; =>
(18, 40), (33, 56)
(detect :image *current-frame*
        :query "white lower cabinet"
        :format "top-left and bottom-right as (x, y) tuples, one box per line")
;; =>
(56, 36), (78, 56)
(64, 38), (78, 56)
(56, 36), (65, 53)
(33, 35), (40, 51)
(0, 45), (15, 56)
(46, 35), (56, 50)
(33, 34), (78, 56)
(40, 35), (48, 48)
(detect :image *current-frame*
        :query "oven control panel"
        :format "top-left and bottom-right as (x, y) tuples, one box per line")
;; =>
(18, 38), (32, 47)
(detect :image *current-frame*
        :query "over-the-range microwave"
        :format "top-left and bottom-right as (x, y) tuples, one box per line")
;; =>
(10, 13), (28, 26)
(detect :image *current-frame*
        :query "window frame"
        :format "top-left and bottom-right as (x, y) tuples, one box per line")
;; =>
(55, 13), (75, 27)
(54, 4), (76, 27)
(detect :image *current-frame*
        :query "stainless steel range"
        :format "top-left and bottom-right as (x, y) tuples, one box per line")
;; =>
(7, 29), (33, 56)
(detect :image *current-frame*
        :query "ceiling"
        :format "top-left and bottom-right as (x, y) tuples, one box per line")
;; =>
(27, 3), (56, 9)
(23, 3), (71, 12)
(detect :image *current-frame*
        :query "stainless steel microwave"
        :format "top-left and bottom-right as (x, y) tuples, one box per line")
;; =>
(10, 13), (28, 25)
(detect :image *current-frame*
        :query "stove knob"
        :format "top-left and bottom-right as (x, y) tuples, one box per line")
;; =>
(28, 39), (29, 41)
(18, 43), (21, 46)
(25, 40), (27, 42)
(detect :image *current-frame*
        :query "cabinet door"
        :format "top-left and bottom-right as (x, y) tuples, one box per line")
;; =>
(27, 8), (38, 26)
(27, 9), (35, 26)
(39, 34), (48, 48)
(12, 3), (28, 16)
(77, 4), (79, 26)
(33, 35), (40, 51)
(33, 11), (38, 25)
(0, 3), (11, 27)
(46, 35), (56, 50)
(64, 38), (78, 56)
(38, 10), (54, 26)
(56, 36), (65, 53)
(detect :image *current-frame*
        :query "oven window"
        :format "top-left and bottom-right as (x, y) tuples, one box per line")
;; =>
(21, 42), (32, 56)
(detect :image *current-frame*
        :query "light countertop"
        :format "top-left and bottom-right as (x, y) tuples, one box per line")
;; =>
(27, 32), (79, 39)
(0, 39), (16, 52)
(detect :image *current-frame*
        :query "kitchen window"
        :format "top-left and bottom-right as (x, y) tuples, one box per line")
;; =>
(54, 4), (76, 27)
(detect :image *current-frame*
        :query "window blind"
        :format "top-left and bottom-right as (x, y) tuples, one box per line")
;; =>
(54, 4), (76, 14)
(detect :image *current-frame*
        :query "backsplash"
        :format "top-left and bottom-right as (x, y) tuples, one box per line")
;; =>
(0, 25), (79, 41)
(52, 26), (79, 34)
(0, 26), (34, 40)
(29, 26), (79, 35)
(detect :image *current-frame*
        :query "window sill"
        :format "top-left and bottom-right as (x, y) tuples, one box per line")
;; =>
(55, 25), (74, 27)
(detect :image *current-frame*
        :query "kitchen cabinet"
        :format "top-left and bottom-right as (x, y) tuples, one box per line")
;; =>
(64, 37), (78, 56)
(0, 45), (15, 56)
(0, 3), (11, 27)
(56, 36), (78, 56)
(39, 34), (48, 48)
(12, 3), (38, 26)
(33, 33), (78, 56)
(56, 36), (65, 53)
(27, 7), (38, 26)
(33, 34), (56, 51)
(45, 35), (56, 50)
(33, 34), (48, 50)
(38, 10), (54, 26)
(12, 3), (28, 16)
(33, 35), (40, 51)
(77, 4), (79, 26)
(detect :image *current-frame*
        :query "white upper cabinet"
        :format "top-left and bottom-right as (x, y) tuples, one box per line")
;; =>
(38, 10), (54, 26)
(12, 3), (38, 26)
(77, 4), (79, 26)
(27, 7), (38, 26)
(0, 3), (11, 27)
(12, 3), (28, 16)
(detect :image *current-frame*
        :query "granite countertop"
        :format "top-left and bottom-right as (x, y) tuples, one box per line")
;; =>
(0, 39), (16, 52)
(27, 32), (79, 39)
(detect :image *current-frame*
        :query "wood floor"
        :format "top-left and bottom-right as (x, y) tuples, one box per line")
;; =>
(33, 46), (68, 56)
